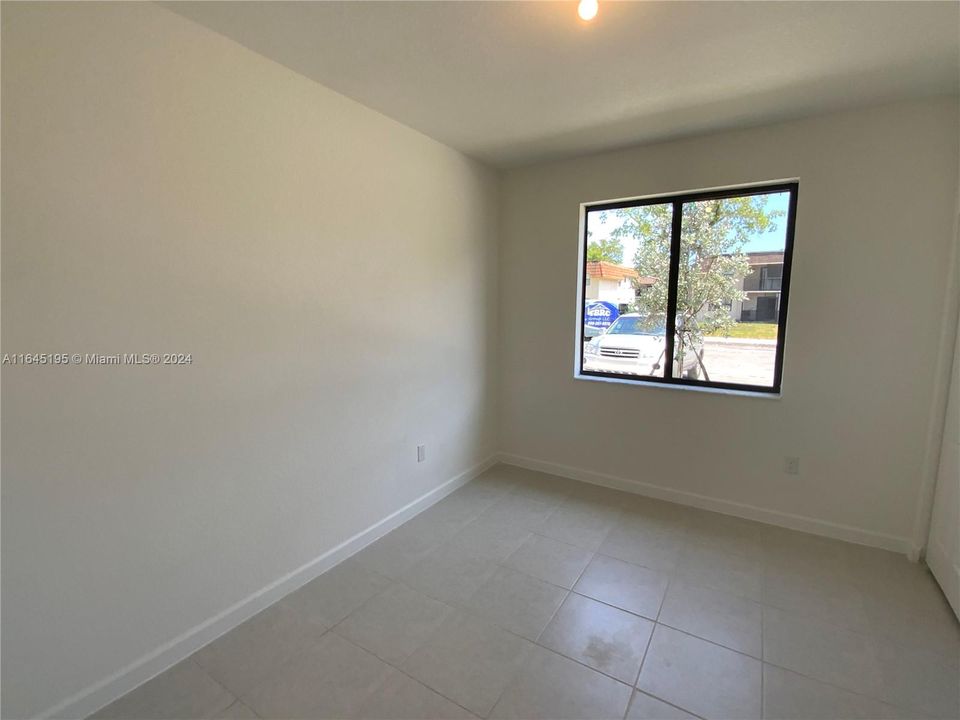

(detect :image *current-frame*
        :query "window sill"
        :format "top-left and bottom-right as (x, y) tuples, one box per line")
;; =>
(574, 371), (782, 399)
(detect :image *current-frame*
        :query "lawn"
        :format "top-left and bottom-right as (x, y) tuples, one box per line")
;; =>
(707, 322), (778, 340)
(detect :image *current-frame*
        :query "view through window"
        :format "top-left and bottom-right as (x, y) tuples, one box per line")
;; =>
(580, 183), (797, 392)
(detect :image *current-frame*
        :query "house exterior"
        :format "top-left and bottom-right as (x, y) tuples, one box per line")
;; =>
(730, 251), (784, 322)
(586, 255), (782, 324)
(585, 261), (655, 308)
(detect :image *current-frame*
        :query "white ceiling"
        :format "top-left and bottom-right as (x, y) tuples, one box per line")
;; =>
(166, 1), (959, 168)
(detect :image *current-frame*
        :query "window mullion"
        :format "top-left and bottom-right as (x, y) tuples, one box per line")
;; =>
(663, 201), (682, 380)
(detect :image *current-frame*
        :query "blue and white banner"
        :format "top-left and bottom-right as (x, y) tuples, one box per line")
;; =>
(584, 301), (619, 331)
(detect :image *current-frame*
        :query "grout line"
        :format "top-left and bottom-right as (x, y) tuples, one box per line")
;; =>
(533, 588), (572, 645)
(651, 620), (760, 663)
(760, 603), (765, 718)
(632, 689), (708, 720)
(532, 549), (597, 644)
(621, 690), (637, 720)
(331, 630), (480, 719)
(228, 699), (262, 719)
(624, 571), (673, 720)
(182, 660), (242, 719)
(390, 664), (481, 719)
(628, 570), (673, 703)
(626, 620), (658, 720)
(653, 618), (763, 661)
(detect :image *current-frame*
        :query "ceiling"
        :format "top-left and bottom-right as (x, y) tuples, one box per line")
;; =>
(166, 1), (959, 168)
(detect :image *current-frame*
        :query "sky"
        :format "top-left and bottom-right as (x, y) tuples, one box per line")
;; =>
(586, 191), (790, 266)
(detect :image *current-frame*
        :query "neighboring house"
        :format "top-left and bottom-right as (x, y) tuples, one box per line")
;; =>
(585, 261), (655, 308)
(731, 251), (784, 322)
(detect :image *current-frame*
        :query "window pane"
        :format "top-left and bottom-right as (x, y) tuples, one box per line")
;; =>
(582, 203), (671, 378)
(672, 191), (789, 387)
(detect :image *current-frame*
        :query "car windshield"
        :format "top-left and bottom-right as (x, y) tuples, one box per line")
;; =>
(605, 317), (665, 336)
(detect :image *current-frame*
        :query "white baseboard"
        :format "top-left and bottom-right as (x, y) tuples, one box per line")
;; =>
(925, 536), (960, 621)
(498, 452), (914, 556)
(41, 455), (498, 720)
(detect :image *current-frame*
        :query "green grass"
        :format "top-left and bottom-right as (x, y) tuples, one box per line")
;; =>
(707, 322), (778, 340)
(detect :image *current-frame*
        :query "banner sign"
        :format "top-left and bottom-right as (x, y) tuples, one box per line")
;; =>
(584, 301), (619, 331)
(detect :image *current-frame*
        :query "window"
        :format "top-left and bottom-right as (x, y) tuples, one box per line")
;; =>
(760, 265), (783, 291)
(579, 182), (797, 393)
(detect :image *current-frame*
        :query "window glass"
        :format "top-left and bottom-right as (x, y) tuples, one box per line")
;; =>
(582, 202), (671, 378)
(673, 192), (789, 387)
(579, 184), (796, 393)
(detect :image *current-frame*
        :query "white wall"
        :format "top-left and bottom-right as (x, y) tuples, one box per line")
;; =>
(499, 98), (959, 550)
(1, 3), (498, 717)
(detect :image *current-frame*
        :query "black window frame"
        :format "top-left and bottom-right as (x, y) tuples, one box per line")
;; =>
(578, 181), (798, 395)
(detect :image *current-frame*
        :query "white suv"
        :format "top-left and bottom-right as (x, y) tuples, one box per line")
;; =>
(583, 313), (703, 379)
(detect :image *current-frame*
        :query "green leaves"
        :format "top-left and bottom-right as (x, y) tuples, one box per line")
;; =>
(611, 194), (783, 353)
(586, 236), (624, 264)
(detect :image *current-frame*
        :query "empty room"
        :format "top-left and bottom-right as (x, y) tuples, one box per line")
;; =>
(3, 1), (959, 719)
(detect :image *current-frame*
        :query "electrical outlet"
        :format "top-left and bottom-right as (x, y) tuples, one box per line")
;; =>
(417, 445), (426, 463)
(784, 456), (800, 475)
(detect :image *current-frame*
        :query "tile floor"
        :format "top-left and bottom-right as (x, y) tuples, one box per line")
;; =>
(93, 465), (960, 720)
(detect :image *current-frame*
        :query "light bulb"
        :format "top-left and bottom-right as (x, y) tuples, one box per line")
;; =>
(578, 0), (598, 21)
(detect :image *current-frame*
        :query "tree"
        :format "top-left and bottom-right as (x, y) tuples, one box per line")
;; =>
(586, 236), (624, 264)
(611, 196), (782, 374)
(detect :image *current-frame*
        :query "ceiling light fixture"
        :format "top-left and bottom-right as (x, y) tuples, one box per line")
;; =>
(578, 0), (598, 21)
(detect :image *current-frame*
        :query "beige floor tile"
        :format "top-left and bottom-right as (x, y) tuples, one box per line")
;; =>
(506, 468), (580, 501)
(626, 691), (698, 720)
(280, 558), (391, 629)
(760, 529), (855, 583)
(763, 567), (868, 632)
(762, 664), (904, 720)
(92, 660), (234, 719)
(356, 669), (476, 719)
(489, 646), (632, 720)
(401, 611), (535, 718)
(462, 472), (518, 505)
(463, 566), (567, 640)
(475, 464), (527, 485)
(563, 482), (630, 508)
(617, 498), (692, 535)
(574, 555), (669, 620)
(684, 512), (767, 562)
(402, 543), (500, 605)
(213, 699), (259, 719)
(192, 603), (327, 694)
(415, 487), (494, 530)
(353, 524), (442, 579)
(503, 534), (594, 588)
(762, 607), (884, 699)
(659, 579), (762, 657)
(875, 637), (960, 718)
(538, 592), (653, 683)
(400, 505), (478, 547)
(334, 582), (454, 665)
(637, 625), (761, 720)
(599, 522), (686, 573)
(675, 542), (764, 601)
(858, 569), (960, 659)
(475, 494), (560, 530)
(446, 517), (533, 562)
(535, 502), (619, 551)
(240, 632), (391, 719)
(862, 596), (960, 661)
